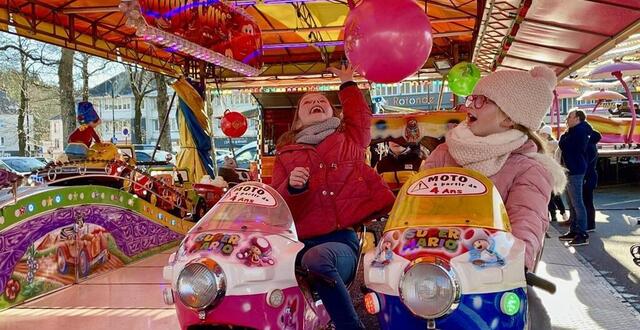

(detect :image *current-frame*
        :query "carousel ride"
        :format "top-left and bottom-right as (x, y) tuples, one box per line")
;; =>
(0, 0), (638, 326)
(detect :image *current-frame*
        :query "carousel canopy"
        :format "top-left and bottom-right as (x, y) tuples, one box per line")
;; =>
(0, 0), (638, 83)
(0, 0), (481, 80)
(473, 0), (640, 79)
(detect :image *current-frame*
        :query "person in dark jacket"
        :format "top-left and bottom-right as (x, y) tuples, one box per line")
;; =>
(584, 124), (601, 232)
(375, 138), (423, 193)
(271, 64), (394, 330)
(559, 109), (590, 246)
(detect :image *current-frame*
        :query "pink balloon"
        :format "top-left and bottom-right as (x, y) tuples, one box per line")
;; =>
(345, 0), (433, 83)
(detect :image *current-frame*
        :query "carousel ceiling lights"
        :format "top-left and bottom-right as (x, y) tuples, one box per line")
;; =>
(120, 1), (262, 76)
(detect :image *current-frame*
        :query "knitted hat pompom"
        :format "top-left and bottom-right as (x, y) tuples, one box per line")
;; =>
(529, 66), (556, 92)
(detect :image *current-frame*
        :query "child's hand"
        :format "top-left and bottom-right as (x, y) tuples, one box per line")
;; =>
(289, 167), (310, 189)
(327, 64), (356, 84)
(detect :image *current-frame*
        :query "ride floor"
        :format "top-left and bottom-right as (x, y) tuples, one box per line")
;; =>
(0, 249), (179, 330)
(1, 229), (639, 329)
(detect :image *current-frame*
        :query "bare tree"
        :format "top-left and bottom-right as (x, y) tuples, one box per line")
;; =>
(76, 53), (111, 102)
(125, 65), (154, 144)
(0, 36), (58, 155)
(58, 48), (75, 145)
(154, 72), (172, 152)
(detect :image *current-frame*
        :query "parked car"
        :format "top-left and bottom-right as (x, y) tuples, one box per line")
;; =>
(135, 150), (175, 164)
(0, 157), (46, 176)
(214, 149), (232, 168)
(233, 141), (257, 169)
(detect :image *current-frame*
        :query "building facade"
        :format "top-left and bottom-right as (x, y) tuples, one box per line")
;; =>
(0, 90), (35, 157)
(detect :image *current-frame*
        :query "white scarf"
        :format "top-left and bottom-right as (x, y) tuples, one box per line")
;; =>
(295, 117), (341, 145)
(446, 122), (528, 177)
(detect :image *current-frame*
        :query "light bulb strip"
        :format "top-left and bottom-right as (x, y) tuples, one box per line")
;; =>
(121, 1), (261, 77)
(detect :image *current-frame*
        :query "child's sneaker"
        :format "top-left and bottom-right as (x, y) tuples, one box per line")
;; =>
(562, 213), (570, 222)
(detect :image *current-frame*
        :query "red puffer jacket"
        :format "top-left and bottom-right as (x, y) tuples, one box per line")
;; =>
(271, 84), (395, 240)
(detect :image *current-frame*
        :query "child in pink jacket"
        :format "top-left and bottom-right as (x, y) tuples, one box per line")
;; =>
(422, 66), (566, 271)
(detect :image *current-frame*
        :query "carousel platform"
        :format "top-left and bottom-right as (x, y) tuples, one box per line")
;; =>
(1, 224), (639, 329)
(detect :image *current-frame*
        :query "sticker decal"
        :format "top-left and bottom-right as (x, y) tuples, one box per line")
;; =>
(371, 232), (400, 268)
(464, 230), (505, 268)
(236, 237), (275, 267)
(188, 233), (241, 255)
(279, 297), (298, 330)
(402, 228), (462, 253)
(407, 173), (487, 196)
(220, 184), (277, 207)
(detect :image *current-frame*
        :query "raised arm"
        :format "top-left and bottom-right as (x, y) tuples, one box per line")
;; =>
(328, 65), (372, 148)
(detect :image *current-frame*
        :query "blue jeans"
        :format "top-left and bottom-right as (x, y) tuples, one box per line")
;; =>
(299, 230), (363, 330)
(566, 174), (588, 237)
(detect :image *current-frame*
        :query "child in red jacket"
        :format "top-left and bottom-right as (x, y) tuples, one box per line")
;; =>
(271, 65), (394, 330)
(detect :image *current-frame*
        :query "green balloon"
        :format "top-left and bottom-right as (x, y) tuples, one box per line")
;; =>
(446, 62), (481, 97)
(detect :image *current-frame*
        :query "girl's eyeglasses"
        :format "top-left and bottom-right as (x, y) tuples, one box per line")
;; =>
(464, 95), (494, 109)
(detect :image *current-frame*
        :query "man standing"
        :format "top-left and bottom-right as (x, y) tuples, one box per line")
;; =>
(559, 109), (590, 246)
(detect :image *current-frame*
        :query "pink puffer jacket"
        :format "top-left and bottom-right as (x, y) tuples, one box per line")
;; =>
(422, 140), (566, 270)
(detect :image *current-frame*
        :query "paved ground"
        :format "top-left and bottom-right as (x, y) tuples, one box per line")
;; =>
(551, 183), (640, 313)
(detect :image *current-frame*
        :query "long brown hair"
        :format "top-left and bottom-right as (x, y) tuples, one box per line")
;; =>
(276, 92), (342, 148)
(513, 124), (547, 154)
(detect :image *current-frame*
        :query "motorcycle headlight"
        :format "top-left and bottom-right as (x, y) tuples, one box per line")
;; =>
(399, 258), (460, 319)
(177, 260), (226, 310)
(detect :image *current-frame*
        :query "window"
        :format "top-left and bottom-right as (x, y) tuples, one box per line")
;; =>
(153, 119), (159, 131)
(55, 139), (60, 148)
(235, 148), (257, 169)
(0, 137), (4, 145)
(135, 151), (152, 162)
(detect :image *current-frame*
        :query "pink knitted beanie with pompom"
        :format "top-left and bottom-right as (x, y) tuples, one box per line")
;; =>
(473, 66), (557, 130)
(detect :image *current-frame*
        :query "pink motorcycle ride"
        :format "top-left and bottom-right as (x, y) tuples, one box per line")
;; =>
(162, 182), (331, 329)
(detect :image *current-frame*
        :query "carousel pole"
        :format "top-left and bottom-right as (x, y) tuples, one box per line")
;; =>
(554, 91), (561, 140)
(550, 91), (556, 133)
(592, 99), (603, 113)
(436, 76), (446, 111)
(612, 71), (636, 143)
(152, 91), (177, 161)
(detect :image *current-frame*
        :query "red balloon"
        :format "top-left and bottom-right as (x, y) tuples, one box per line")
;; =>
(345, 0), (433, 83)
(220, 110), (248, 138)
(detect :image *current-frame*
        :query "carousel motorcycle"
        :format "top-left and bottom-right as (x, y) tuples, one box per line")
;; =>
(362, 167), (555, 329)
(162, 182), (331, 330)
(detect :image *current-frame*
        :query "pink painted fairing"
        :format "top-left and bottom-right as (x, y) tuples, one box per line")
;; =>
(173, 287), (330, 330)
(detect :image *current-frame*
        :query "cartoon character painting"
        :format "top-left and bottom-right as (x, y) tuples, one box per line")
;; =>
(280, 297), (298, 330)
(371, 232), (400, 268)
(468, 234), (505, 268)
(236, 237), (275, 267)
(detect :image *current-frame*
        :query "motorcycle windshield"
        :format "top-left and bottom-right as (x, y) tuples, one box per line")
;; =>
(385, 167), (511, 232)
(190, 182), (298, 240)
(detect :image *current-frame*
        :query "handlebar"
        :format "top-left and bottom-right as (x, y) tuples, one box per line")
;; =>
(525, 272), (556, 294)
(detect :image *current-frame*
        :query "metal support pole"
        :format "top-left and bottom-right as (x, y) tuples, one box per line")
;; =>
(152, 91), (177, 161)
(436, 77), (446, 111)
